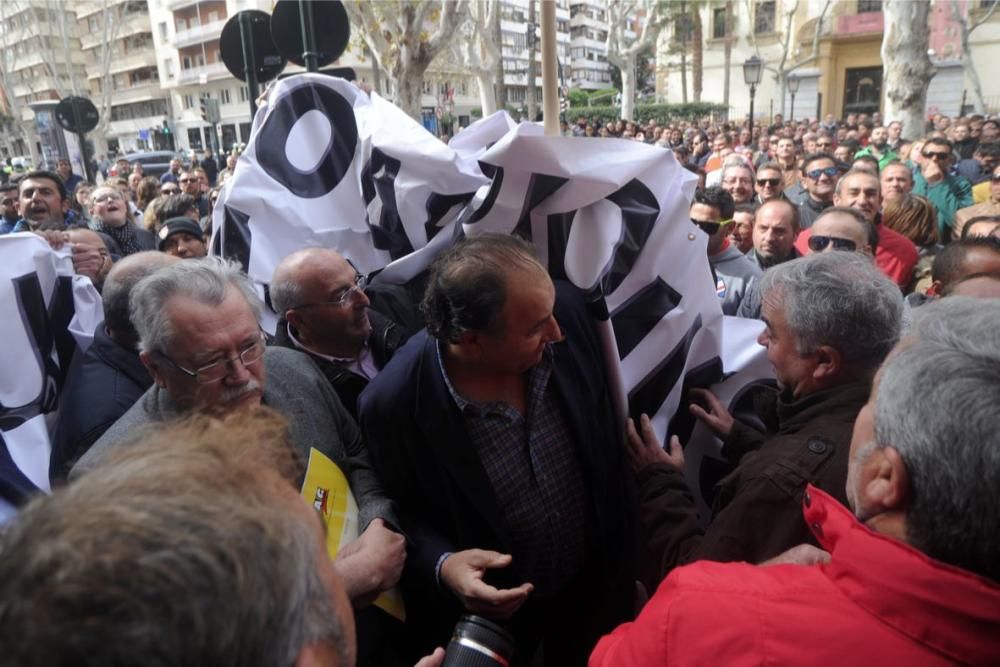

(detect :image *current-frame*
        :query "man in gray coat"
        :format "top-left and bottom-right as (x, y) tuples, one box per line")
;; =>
(73, 257), (404, 609)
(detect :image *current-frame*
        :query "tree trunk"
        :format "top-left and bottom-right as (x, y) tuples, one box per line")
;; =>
(692, 7), (703, 102)
(723, 1), (732, 108)
(680, 51), (688, 103)
(494, 3), (507, 111)
(395, 62), (428, 120)
(527, 0), (537, 120)
(367, 45), (382, 95)
(477, 72), (497, 115)
(881, 0), (935, 140)
(621, 56), (637, 121)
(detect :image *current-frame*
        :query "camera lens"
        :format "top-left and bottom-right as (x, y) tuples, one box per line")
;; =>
(442, 615), (515, 667)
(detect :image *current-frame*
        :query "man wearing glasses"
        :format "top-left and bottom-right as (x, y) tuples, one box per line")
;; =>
(911, 137), (973, 242)
(796, 153), (837, 229)
(179, 168), (210, 218)
(73, 257), (402, 611)
(754, 163), (786, 204)
(692, 186), (761, 315)
(270, 248), (409, 421)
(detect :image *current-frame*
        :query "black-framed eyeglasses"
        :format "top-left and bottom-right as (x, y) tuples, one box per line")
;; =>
(291, 273), (368, 310)
(922, 151), (951, 162)
(805, 166), (838, 180)
(816, 142), (834, 149)
(156, 332), (266, 384)
(757, 178), (782, 187)
(808, 235), (857, 253)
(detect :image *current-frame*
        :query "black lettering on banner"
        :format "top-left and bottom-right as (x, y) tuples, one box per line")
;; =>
(215, 205), (252, 272)
(512, 173), (569, 240)
(424, 191), (477, 244)
(610, 277), (682, 359)
(545, 178), (658, 303)
(256, 84), (358, 198)
(0, 274), (76, 432)
(627, 314), (703, 426)
(461, 162), (504, 226)
(0, 431), (39, 506)
(602, 179), (659, 295)
(362, 148), (412, 260)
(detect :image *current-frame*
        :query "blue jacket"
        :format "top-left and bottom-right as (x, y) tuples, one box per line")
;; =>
(50, 325), (152, 480)
(359, 281), (637, 656)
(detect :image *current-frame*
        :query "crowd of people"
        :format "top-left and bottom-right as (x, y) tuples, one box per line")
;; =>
(1, 106), (999, 667)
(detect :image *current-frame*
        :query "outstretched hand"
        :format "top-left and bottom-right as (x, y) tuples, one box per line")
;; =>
(440, 549), (533, 620)
(625, 414), (685, 473)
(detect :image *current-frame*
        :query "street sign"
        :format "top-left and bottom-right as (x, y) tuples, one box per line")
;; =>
(54, 97), (99, 134)
(270, 0), (350, 71)
(220, 10), (286, 84)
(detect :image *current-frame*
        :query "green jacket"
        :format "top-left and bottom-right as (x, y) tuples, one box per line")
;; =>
(912, 168), (974, 242)
(854, 145), (898, 170)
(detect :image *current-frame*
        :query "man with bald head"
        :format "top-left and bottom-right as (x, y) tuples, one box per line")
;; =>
(270, 248), (410, 420)
(53, 251), (180, 478)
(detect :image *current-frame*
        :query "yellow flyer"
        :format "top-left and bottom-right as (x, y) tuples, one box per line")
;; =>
(300, 448), (405, 622)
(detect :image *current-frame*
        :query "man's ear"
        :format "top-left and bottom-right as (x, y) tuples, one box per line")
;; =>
(812, 344), (842, 382)
(860, 445), (910, 514)
(140, 351), (167, 388)
(60, 197), (69, 215)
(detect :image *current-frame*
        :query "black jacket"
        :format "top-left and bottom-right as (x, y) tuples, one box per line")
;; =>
(272, 309), (407, 420)
(51, 325), (152, 481)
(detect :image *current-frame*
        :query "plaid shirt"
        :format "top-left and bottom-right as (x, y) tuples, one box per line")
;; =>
(437, 342), (588, 596)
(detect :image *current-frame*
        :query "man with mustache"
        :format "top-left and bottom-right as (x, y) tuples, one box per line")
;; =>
(74, 257), (403, 612)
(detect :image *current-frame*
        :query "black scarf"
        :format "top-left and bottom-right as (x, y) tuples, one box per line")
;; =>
(95, 220), (142, 256)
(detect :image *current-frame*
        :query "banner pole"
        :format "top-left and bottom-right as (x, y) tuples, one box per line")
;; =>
(540, 0), (559, 136)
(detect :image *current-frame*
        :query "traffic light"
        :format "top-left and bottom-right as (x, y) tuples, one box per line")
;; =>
(200, 98), (209, 123)
(162, 118), (171, 135)
(199, 98), (220, 124)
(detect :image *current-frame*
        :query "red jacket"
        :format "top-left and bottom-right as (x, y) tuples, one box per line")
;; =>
(794, 224), (918, 288)
(590, 486), (1000, 666)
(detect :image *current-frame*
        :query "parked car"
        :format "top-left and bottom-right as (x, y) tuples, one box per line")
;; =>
(123, 151), (184, 179)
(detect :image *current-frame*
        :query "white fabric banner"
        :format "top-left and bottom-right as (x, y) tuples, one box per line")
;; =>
(0, 234), (103, 515)
(214, 74), (775, 516)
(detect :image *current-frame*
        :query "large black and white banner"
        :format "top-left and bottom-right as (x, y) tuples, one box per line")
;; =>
(214, 74), (774, 518)
(0, 234), (102, 522)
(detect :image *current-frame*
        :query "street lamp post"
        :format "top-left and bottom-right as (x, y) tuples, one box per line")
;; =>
(787, 74), (800, 122)
(742, 55), (764, 137)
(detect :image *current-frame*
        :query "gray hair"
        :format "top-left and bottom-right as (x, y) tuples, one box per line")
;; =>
(102, 252), (178, 350)
(873, 297), (1000, 582)
(269, 270), (304, 316)
(722, 160), (755, 184)
(130, 256), (262, 354)
(0, 408), (350, 665)
(758, 252), (902, 371)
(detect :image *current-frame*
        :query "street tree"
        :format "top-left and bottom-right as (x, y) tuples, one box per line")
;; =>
(881, 0), (935, 139)
(453, 1), (501, 116)
(343, 1), (468, 120)
(605, 0), (667, 121)
(949, 0), (1000, 115)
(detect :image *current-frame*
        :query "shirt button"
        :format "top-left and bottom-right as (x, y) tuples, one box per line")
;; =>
(803, 491), (812, 507)
(808, 439), (827, 454)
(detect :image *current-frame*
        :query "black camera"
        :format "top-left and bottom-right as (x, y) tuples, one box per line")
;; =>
(442, 615), (515, 667)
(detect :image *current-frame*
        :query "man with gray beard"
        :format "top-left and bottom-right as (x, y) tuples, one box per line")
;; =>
(73, 257), (404, 612)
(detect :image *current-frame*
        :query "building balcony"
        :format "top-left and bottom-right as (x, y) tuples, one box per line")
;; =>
(569, 13), (605, 30)
(108, 115), (169, 137)
(166, 0), (202, 10)
(177, 61), (229, 85)
(87, 51), (158, 79)
(79, 12), (150, 49)
(570, 36), (607, 51)
(109, 82), (163, 105)
(11, 77), (61, 98)
(171, 18), (227, 48)
(835, 11), (884, 36)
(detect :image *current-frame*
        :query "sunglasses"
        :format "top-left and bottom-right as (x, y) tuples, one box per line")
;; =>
(757, 178), (782, 187)
(808, 235), (857, 252)
(691, 218), (731, 236)
(922, 151), (951, 162)
(816, 142), (833, 148)
(805, 166), (839, 180)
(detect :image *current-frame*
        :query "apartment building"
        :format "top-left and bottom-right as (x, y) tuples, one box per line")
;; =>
(76, 0), (171, 155)
(568, 0), (612, 91)
(0, 0), (88, 160)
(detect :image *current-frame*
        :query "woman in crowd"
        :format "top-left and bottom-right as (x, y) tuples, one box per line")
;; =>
(883, 193), (940, 294)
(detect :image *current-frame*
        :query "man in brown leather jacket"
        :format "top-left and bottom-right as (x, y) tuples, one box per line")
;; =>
(627, 252), (903, 591)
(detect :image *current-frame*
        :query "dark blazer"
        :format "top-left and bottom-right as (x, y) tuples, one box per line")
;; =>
(51, 325), (152, 480)
(359, 281), (636, 653)
(272, 309), (408, 420)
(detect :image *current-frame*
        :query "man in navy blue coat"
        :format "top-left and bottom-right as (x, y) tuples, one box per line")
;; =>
(360, 234), (636, 666)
